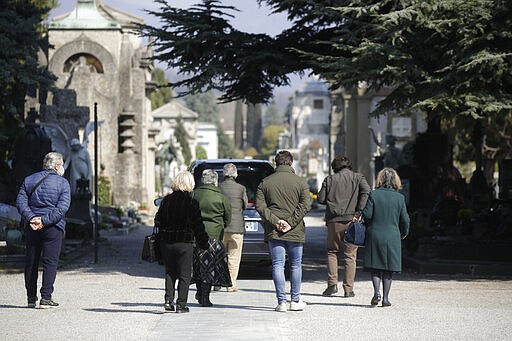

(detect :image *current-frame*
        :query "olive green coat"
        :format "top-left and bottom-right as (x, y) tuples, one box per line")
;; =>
(193, 184), (232, 240)
(362, 188), (410, 272)
(255, 165), (311, 243)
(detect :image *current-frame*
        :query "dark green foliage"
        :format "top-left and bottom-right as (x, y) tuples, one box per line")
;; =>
(234, 100), (244, 149)
(151, 68), (174, 110)
(196, 144), (208, 159)
(141, 0), (300, 104)
(174, 118), (192, 165)
(98, 176), (112, 206)
(144, 0), (512, 163)
(217, 126), (235, 158)
(246, 103), (262, 150)
(0, 0), (57, 202)
(259, 125), (285, 155)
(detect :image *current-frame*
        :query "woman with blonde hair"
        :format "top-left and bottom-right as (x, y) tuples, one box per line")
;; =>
(155, 171), (209, 313)
(362, 168), (409, 307)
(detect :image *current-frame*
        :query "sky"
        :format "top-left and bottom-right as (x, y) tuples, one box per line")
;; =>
(50, 0), (311, 105)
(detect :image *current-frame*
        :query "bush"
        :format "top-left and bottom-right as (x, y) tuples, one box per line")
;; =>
(98, 176), (112, 206)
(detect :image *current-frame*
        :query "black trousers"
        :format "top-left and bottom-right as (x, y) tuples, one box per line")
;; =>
(160, 242), (193, 307)
(25, 226), (64, 302)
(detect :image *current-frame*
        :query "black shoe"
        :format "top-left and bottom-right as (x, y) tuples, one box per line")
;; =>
(322, 285), (338, 296)
(39, 299), (59, 308)
(201, 301), (213, 307)
(176, 306), (190, 313)
(213, 286), (221, 291)
(344, 291), (355, 298)
(27, 302), (37, 308)
(382, 301), (392, 307)
(164, 302), (175, 311)
(371, 294), (381, 306)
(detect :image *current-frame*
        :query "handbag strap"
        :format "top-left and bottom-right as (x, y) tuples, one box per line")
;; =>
(29, 173), (52, 198)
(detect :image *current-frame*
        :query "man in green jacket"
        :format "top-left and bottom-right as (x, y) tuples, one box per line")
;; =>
(256, 150), (311, 312)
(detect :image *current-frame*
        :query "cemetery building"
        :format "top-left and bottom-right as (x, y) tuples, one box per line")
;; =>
(43, 0), (156, 207)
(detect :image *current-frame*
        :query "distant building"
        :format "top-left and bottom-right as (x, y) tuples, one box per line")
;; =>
(289, 79), (331, 187)
(197, 123), (219, 159)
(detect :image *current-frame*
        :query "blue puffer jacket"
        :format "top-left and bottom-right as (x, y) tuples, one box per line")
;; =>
(16, 170), (71, 231)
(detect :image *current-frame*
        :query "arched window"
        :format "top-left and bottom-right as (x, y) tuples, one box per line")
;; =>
(63, 53), (104, 73)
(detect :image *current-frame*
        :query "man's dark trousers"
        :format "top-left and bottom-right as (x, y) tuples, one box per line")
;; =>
(25, 226), (64, 302)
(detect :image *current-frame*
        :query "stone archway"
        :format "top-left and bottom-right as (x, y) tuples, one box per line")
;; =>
(49, 36), (116, 78)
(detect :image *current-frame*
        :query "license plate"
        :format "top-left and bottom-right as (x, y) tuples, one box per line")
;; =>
(244, 221), (258, 232)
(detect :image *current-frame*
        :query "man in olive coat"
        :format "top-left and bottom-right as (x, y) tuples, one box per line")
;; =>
(256, 150), (311, 312)
(219, 163), (248, 292)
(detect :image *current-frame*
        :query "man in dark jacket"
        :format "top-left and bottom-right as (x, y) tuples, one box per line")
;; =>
(219, 163), (248, 292)
(256, 150), (311, 312)
(16, 152), (71, 309)
(317, 156), (370, 298)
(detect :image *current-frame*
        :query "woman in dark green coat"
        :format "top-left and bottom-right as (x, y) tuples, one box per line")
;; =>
(362, 168), (409, 307)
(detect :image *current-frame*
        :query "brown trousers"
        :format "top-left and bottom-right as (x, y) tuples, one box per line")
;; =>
(326, 222), (359, 293)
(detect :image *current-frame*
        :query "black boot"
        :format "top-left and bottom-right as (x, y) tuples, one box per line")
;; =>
(201, 283), (213, 307)
(195, 282), (202, 304)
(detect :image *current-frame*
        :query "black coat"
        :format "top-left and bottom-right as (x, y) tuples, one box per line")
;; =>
(155, 191), (209, 250)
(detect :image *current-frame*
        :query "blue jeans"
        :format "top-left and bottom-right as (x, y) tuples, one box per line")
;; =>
(268, 240), (303, 304)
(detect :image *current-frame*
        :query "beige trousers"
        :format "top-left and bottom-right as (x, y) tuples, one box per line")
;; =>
(326, 222), (359, 293)
(222, 232), (244, 288)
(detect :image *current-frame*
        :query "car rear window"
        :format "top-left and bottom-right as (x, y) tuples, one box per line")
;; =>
(191, 161), (274, 203)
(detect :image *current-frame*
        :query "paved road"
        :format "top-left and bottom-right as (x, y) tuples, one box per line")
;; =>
(1, 210), (511, 340)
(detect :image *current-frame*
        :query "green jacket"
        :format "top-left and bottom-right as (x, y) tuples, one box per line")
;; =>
(362, 188), (410, 272)
(255, 165), (311, 243)
(193, 184), (232, 240)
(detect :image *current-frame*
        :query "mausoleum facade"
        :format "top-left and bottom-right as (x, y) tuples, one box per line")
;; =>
(44, 0), (156, 207)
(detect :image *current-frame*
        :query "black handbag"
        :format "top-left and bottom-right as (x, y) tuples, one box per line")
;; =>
(344, 220), (366, 247)
(141, 226), (161, 262)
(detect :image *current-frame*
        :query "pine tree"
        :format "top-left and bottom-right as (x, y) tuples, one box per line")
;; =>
(1, 0), (57, 200)
(246, 103), (262, 151)
(174, 118), (192, 165)
(142, 0), (512, 163)
(234, 100), (244, 150)
(151, 68), (174, 110)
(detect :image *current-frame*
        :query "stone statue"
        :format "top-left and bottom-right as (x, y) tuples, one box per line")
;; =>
(69, 138), (92, 193)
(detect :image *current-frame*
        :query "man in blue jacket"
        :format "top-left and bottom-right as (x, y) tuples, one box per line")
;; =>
(16, 152), (71, 308)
